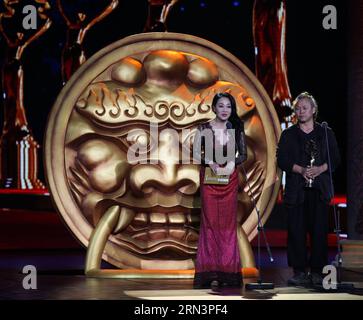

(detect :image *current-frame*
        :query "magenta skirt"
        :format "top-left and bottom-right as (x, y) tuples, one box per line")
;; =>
(193, 167), (242, 288)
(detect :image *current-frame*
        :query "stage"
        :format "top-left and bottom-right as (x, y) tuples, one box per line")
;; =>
(1, 1), (363, 309)
(1, 200), (362, 301)
(0, 249), (362, 300)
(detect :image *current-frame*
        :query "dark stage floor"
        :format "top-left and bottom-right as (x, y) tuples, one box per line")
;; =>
(0, 204), (361, 300)
(1, 249), (362, 300)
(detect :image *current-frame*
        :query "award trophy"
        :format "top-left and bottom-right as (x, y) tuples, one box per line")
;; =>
(0, 0), (52, 189)
(144, 0), (179, 32)
(253, 0), (293, 126)
(253, 0), (294, 201)
(305, 139), (318, 188)
(57, 0), (119, 83)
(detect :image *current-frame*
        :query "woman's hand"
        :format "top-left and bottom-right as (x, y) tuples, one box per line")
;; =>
(208, 162), (220, 174)
(216, 161), (235, 176)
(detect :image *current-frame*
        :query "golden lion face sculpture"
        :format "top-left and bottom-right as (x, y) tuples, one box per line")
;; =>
(45, 33), (281, 270)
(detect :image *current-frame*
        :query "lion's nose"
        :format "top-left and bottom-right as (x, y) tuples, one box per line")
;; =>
(129, 162), (200, 196)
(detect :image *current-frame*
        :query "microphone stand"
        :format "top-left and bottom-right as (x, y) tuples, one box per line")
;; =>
(322, 122), (355, 292)
(241, 165), (275, 290)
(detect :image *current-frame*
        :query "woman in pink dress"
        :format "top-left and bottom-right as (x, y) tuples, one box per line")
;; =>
(193, 92), (247, 289)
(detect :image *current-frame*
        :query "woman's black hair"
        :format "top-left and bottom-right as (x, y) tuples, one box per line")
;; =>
(212, 92), (244, 137)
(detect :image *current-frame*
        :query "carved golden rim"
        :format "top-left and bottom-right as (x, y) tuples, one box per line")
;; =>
(45, 32), (281, 265)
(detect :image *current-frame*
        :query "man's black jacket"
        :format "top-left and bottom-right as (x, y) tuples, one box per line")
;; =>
(276, 122), (341, 205)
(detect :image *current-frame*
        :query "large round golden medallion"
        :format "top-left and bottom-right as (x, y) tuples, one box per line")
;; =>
(45, 33), (281, 271)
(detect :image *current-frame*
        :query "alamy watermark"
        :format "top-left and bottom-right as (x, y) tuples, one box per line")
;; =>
(126, 123), (237, 166)
(21, 4), (337, 32)
(322, 5), (337, 30)
(21, 5), (38, 30)
(322, 265), (337, 290)
(22, 265), (37, 290)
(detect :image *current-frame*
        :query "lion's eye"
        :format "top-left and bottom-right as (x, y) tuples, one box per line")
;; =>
(132, 131), (149, 147)
(122, 129), (154, 153)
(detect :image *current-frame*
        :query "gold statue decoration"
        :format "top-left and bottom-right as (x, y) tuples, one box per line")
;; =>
(253, 0), (293, 127)
(253, 0), (293, 199)
(57, 0), (119, 83)
(144, 0), (179, 32)
(45, 33), (281, 278)
(0, 0), (51, 189)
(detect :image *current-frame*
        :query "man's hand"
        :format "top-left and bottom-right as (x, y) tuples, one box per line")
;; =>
(300, 167), (310, 182)
(306, 164), (328, 179)
(293, 164), (309, 182)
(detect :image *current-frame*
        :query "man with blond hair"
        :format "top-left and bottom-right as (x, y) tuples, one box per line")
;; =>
(277, 92), (340, 287)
